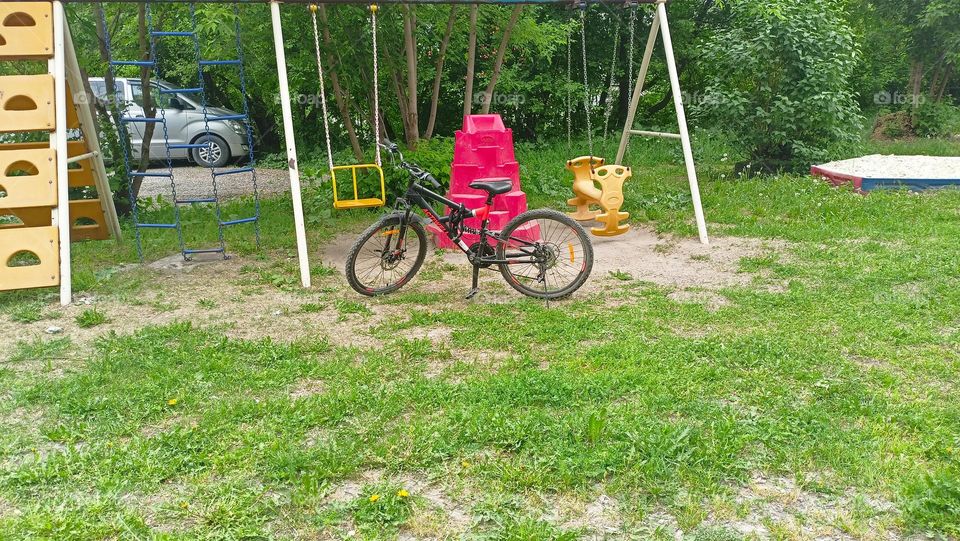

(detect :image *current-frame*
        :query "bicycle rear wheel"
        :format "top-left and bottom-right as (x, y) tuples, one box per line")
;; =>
(497, 208), (593, 299)
(346, 215), (427, 296)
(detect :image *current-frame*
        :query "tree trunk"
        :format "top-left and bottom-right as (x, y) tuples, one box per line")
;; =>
(402, 5), (419, 149)
(909, 60), (924, 109)
(480, 5), (522, 114)
(425, 5), (457, 139)
(94, 3), (134, 215)
(934, 64), (953, 102)
(381, 45), (413, 142)
(94, 4), (114, 104)
(318, 4), (364, 160)
(463, 4), (478, 118)
(391, 67), (412, 139)
(133, 3), (156, 201)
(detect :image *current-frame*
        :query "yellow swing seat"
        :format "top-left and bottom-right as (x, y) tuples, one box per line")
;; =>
(331, 163), (386, 210)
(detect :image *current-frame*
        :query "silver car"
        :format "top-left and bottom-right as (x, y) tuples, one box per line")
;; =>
(89, 77), (249, 168)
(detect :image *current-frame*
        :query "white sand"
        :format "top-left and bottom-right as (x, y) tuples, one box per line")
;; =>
(815, 154), (960, 179)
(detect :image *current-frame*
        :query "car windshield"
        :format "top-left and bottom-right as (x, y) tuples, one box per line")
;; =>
(88, 79), (123, 102)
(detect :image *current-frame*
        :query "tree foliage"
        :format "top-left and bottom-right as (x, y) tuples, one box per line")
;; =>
(59, 0), (957, 170)
(694, 0), (864, 168)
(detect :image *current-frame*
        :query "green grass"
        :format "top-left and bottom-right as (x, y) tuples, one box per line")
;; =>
(74, 308), (109, 328)
(1, 134), (960, 538)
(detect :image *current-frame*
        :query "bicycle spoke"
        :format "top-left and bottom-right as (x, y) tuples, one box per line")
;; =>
(352, 223), (422, 291)
(501, 214), (590, 296)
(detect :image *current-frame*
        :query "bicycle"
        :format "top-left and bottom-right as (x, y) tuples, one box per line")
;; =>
(345, 141), (594, 300)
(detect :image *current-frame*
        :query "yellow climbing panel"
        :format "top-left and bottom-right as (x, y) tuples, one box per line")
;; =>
(0, 225), (59, 290)
(0, 74), (56, 133)
(331, 164), (387, 210)
(68, 200), (110, 241)
(0, 147), (57, 209)
(0, 207), (50, 230)
(0, 3), (53, 60)
(0, 139), (111, 241)
(565, 156), (632, 237)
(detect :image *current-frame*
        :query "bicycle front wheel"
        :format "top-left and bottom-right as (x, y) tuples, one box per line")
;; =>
(497, 208), (593, 300)
(346, 216), (427, 296)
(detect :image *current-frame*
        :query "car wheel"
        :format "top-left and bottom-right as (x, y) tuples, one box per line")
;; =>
(191, 134), (230, 168)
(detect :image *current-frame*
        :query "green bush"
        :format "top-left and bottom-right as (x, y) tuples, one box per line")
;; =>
(382, 137), (455, 196)
(913, 100), (960, 138)
(694, 0), (863, 171)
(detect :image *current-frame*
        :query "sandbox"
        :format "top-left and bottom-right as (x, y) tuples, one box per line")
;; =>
(812, 154), (960, 191)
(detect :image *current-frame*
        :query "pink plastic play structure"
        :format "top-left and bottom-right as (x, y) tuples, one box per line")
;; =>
(429, 115), (536, 248)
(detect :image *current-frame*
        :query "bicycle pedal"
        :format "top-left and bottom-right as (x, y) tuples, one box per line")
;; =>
(465, 288), (480, 300)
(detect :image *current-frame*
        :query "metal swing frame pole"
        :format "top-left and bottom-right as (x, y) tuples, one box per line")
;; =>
(271, 0), (312, 288)
(52, 1), (73, 305)
(615, 0), (709, 245)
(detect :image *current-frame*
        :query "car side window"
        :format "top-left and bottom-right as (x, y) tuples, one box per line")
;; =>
(130, 83), (192, 110)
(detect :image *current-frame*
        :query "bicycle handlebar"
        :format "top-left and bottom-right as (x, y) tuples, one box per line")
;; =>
(378, 140), (443, 190)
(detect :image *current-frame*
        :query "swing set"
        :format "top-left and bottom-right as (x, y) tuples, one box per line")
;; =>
(8, 0), (707, 303)
(309, 3), (387, 210)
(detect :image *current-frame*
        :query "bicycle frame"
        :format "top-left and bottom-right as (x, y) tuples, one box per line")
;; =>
(391, 173), (541, 267)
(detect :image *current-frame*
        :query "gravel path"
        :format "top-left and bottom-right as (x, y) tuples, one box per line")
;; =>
(815, 154), (960, 179)
(139, 166), (291, 201)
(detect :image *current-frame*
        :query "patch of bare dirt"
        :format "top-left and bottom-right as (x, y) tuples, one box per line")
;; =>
(320, 225), (784, 301)
(406, 325), (454, 344)
(120, 481), (194, 534)
(667, 290), (730, 312)
(588, 227), (784, 292)
(704, 474), (900, 540)
(323, 469), (472, 537)
(1, 225), (784, 377)
(140, 413), (198, 438)
(0, 494), (16, 519)
(0, 252), (422, 365)
(550, 490), (624, 539)
(288, 378), (327, 399)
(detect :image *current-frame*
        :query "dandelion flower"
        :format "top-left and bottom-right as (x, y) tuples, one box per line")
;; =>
(167, 398), (178, 406)
(369, 494), (380, 503)
(179, 501), (189, 509)
(397, 489), (409, 498)
(461, 460), (471, 468)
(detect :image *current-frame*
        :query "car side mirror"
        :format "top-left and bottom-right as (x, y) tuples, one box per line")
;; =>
(167, 97), (184, 110)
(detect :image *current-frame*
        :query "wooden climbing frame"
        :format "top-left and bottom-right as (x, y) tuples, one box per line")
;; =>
(0, 1), (119, 304)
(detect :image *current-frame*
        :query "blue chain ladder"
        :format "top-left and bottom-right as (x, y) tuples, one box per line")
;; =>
(183, 2), (228, 258)
(231, 3), (262, 247)
(100, 1), (186, 260)
(189, 3), (262, 257)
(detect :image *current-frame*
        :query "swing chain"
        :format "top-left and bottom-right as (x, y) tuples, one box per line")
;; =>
(566, 31), (572, 149)
(579, 6), (593, 159)
(309, 4), (336, 174)
(601, 19), (621, 139)
(371, 4), (381, 167)
(627, 0), (637, 104)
